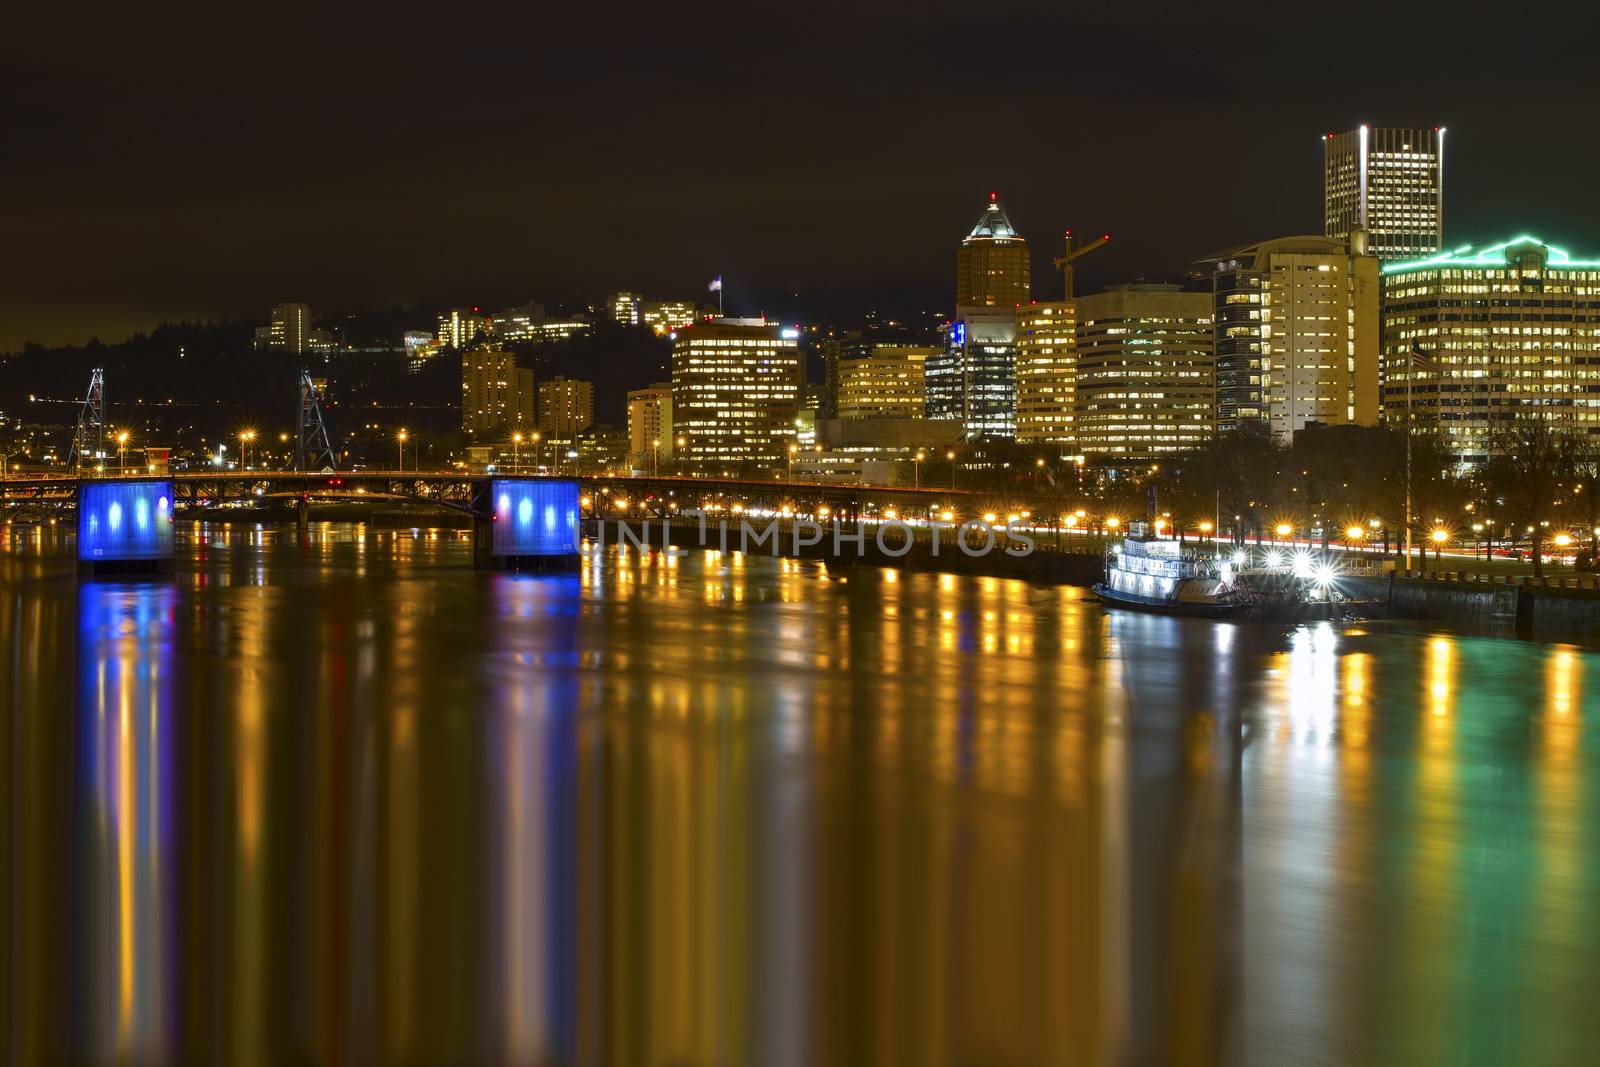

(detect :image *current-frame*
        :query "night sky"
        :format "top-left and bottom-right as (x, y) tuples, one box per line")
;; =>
(6, 4), (1600, 350)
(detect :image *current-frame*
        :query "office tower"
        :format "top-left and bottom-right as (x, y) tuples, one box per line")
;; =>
(626, 383), (674, 467)
(1074, 284), (1215, 459)
(267, 303), (311, 354)
(460, 345), (535, 437)
(836, 345), (934, 419)
(925, 307), (1018, 439)
(438, 308), (491, 349)
(956, 192), (1030, 308)
(641, 301), (698, 334)
(1323, 126), (1444, 260)
(671, 318), (802, 467)
(1382, 236), (1600, 465)
(1199, 233), (1381, 441)
(608, 292), (642, 326)
(1014, 302), (1077, 443)
(537, 376), (595, 440)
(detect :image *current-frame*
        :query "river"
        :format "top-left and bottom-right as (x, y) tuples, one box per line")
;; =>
(3, 523), (1598, 1065)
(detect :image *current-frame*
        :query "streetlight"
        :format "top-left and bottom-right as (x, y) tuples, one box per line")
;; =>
(788, 443), (798, 484)
(652, 437), (661, 478)
(914, 450), (925, 490)
(513, 432), (523, 473)
(397, 429), (408, 472)
(1274, 522), (1291, 548)
(1431, 526), (1448, 568)
(116, 431), (130, 474)
(239, 429), (257, 469)
(1346, 526), (1364, 552)
(946, 450), (957, 490)
(531, 431), (542, 472)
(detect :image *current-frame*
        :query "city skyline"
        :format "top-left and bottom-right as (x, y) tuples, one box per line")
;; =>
(6, 6), (1600, 351)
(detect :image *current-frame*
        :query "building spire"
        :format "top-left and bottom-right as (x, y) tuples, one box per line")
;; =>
(965, 191), (1020, 244)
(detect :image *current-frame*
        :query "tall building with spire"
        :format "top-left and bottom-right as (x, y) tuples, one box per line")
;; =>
(956, 192), (1030, 308)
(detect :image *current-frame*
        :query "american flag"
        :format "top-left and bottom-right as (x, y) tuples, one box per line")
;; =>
(1409, 341), (1438, 371)
(708, 276), (722, 293)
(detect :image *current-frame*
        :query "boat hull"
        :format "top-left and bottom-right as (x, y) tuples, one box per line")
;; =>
(1091, 583), (1238, 619)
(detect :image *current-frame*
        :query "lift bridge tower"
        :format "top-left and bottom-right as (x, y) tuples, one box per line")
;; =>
(68, 367), (106, 470)
(296, 370), (338, 472)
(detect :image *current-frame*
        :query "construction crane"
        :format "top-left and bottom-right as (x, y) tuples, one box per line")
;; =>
(1053, 230), (1110, 301)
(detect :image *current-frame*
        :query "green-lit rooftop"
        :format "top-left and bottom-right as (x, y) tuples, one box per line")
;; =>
(1383, 235), (1600, 273)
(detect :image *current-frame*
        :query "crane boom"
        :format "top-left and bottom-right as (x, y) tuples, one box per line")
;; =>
(1052, 230), (1110, 301)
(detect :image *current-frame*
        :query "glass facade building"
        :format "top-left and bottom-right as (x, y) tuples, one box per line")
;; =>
(925, 307), (1017, 439)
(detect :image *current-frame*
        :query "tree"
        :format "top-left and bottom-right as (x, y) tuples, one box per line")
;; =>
(1483, 414), (1581, 578)
(1568, 434), (1600, 563)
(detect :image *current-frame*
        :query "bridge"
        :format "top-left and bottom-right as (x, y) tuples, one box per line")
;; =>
(11, 366), (991, 525)
(1, 469), (979, 522)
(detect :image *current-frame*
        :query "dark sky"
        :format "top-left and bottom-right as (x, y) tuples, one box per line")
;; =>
(5, 3), (1600, 350)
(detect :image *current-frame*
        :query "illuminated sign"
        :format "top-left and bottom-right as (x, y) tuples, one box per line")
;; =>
(951, 322), (966, 346)
(491, 479), (580, 557)
(78, 480), (174, 563)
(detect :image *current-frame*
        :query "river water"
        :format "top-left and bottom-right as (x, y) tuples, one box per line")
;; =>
(3, 524), (1599, 1065)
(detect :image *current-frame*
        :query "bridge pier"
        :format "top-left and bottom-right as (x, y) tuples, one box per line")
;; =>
(77, 479), (175, 576)
(295, 495), (310, 533)
(472, 478), (582, 571)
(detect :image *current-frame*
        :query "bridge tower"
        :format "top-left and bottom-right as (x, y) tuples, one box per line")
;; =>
(296, 370), (338, 472)
(68, 367), (106, 470)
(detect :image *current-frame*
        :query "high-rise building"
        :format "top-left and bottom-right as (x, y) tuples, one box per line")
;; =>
(671, 318), (801, 467)
(626, 384), (674, 468)
(460, 345), (535, 438)
(1381, 236), (1600, 465)
(956, 192), (1030, 308)
(1323, 126), (1444, 261)
(1074, 284), (1215, 459)
(608, 292), (642, 326)
(925, 307), (1017, 439)
(1199, 233), (1381, 441)
(836, 345), (934, 420)
(439, 308), (491, 349)
(537, 376), (595, 440)
(266, 303), (311, 354)
(1014, 302), (1076, 443)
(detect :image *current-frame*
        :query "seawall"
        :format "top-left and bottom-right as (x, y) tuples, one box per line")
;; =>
(1343, 571), (1600, 639)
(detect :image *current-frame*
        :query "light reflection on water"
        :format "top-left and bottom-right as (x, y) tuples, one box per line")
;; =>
(2, 527), (1600, 1064)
